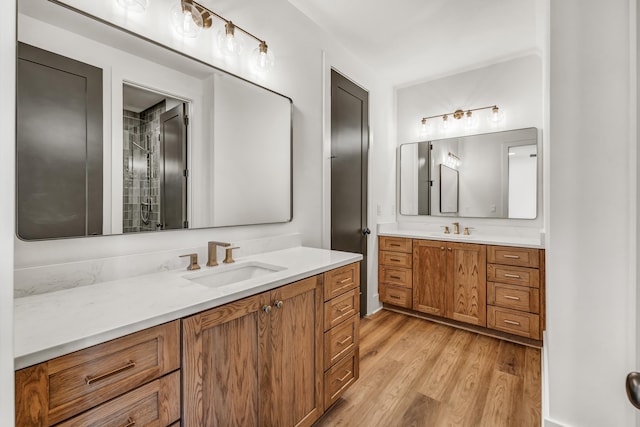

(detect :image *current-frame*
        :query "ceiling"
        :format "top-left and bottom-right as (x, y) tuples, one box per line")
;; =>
(287, 0), (541, 87)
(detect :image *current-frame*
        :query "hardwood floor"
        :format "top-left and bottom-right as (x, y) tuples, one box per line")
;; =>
(314, 310), (541, 427)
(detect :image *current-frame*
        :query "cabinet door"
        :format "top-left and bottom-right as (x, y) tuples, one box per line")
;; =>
(446, 242), (487, 326)
(413, 240), (447, 316)
(269, 276), (324, 427)
(182, 292), (270, 427)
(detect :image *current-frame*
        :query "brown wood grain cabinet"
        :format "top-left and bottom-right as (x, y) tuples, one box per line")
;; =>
(182, 275), (324, 427)
(378, 236), (413, 308)
(413, 240), (486, 327)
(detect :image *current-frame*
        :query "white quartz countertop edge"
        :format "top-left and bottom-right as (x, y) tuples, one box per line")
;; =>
(14, 246), (362, 370)
(378, 230), (544, 249)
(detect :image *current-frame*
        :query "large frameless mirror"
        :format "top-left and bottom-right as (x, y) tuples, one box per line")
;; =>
(16, 0), (292, 240)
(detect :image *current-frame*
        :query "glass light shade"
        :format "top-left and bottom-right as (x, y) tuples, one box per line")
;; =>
(170, 2), (203, 38)
(465, 111), (479, 129)
(116, 0), (148, 13)
(419, 119), (431, 137)
(489, 106), (504, 123)
(217, 24), (244, 57)
(251, 42), (275, 72)
(441, 115), (449, 130)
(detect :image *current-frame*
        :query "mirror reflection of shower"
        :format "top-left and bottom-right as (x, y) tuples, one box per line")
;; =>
(122, 83), (188, 233)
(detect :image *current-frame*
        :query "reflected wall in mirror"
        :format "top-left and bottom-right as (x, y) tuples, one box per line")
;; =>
(400, 127), (538, 219)
(16, 0), (292, 240)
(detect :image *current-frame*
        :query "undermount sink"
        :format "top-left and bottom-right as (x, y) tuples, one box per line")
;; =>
(183, 262), (286, 288)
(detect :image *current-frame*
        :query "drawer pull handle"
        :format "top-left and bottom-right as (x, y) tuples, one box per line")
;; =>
(390, 243), (401, 247)
(390, 295), (401, 300)
(337, 304), (351, 313)
(390, 275), (401, 280)
(390, 258), (401, 262)
(503, 273), (521, 279)
(337, 336), (352, 346)
(85, 360), (136, 385)
(339, 278), (351, 284)
(337, 371), (352, 382)
(503, 255), (521, 259)
(503, 295), (521, 301)
(122, 417), (136, 427)
(503, 320), (521, 326)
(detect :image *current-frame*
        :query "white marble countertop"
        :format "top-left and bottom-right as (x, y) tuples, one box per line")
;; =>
(378, 224), (544, 249)
(14, 246), (362, 370)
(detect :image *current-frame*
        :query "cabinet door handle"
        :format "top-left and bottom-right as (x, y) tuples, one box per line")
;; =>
(262, 305), (272, 313)
(122, 417), (136, 427)
(448, 248), (452, 251)
(503, 273), (521, 279)
(336, 304), (351, 313)
(337, 336), (352, 346)
(503, 254), (521, 259)
(339, 278), (351, 284)
(503, 295), (521, 301)
(440, 247), (445, 251)
(503, 319), (521, 326)
(337, 371), (352, 382)
(85, 361), (136, 385)
(274, 300), (283, 309)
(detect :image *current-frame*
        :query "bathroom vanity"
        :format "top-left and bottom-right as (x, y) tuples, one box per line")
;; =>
(378, 230), (545, 346)
(14, 248), (361, 427)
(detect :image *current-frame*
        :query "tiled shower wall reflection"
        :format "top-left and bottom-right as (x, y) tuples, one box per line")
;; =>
(122, 101), (165, 233)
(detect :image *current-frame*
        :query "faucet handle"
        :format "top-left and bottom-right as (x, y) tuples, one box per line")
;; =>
(180, 253), (201, 271)
(440, 225), (450, 234)
(463, 227), (474, 236)
(223, 246), (240, 264)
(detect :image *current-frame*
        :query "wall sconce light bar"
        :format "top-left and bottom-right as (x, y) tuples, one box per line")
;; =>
(421, 105), (500, 126)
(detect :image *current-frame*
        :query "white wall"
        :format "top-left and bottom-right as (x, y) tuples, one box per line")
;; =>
(396, 54), (544, 230)
(0, 0), (15, 424)
(547, 0), (637, 425)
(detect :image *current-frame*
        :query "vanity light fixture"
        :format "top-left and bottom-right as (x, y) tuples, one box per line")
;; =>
(420, 105), (502, 134)
(167, 0), (274, 70)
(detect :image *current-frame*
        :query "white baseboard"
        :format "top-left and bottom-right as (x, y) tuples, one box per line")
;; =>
(544, 418), (566, 427)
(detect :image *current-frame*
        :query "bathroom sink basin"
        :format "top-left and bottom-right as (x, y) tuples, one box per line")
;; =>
(183, 262), (286, 288)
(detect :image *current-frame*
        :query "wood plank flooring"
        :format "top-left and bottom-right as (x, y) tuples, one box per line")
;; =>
(314, 310), (541, 427)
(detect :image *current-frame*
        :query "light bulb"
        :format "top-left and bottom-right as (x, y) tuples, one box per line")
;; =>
(251, 41), (275, 72)
(217, 21), (244, 56)
(170, 2), (203, 38)
(489, 106), (504, 123)
(442, 114), (449, 130)
(465, 110), (478, 129)
(419, 118), (431, 137)
(116, 0), (148, 13)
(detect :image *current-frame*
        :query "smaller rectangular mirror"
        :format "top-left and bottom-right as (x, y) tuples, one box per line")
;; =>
(399, 127), (538, 219)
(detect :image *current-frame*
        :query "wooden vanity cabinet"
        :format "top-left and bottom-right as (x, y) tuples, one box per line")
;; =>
(413, 240), (487, 327)
(378, 236), (413, 308)
(182, 275), (324, 427)
(15, 321), (181, 427)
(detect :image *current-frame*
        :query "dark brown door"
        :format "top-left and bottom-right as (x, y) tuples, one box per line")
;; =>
(16, 43), (103, 239)
(331, 70), (369, 314)
(159, 104), (187, 229)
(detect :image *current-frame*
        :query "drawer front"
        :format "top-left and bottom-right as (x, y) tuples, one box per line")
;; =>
(56, 371), (181, 427)
(379, 236), (412, 253)
(324, 349), (359, 409)
(379, 265), (412, 288)
(324, 315), (359, 369)
(379, 251), (412, 269)
(487, 306), (541, 340)
(324, 288), (359, 332)
(488, 282), (540, 314)
(46, 321), (180, 424)
(324, 263), (360, 301)
(487, 264), (540, 288)
(379, 284), (412, 308)
(488, 246), (540, 268)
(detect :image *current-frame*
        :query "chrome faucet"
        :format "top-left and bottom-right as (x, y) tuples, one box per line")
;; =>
(207, 241), (231, 267)
(452, 222), (460, 235)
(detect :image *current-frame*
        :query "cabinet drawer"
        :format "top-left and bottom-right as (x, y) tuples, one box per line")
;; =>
(56, 371), (180, 427)
(324, 314), (359, 369)
(16, 321), (180, 426)
(487, 306), (541, 340)
(487, 264), (539, 288)
(379, 251), (412, 268)
(324, 263), (360, 301)
(379, 265), (412, 288)
(379, 284), (412, 308)
(324, 349), (359, 409)
(324, 288), (359, 332)
(488, 246), (540, 268)
(379, 236), (412, 253)
(488, 282), (540, 314)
